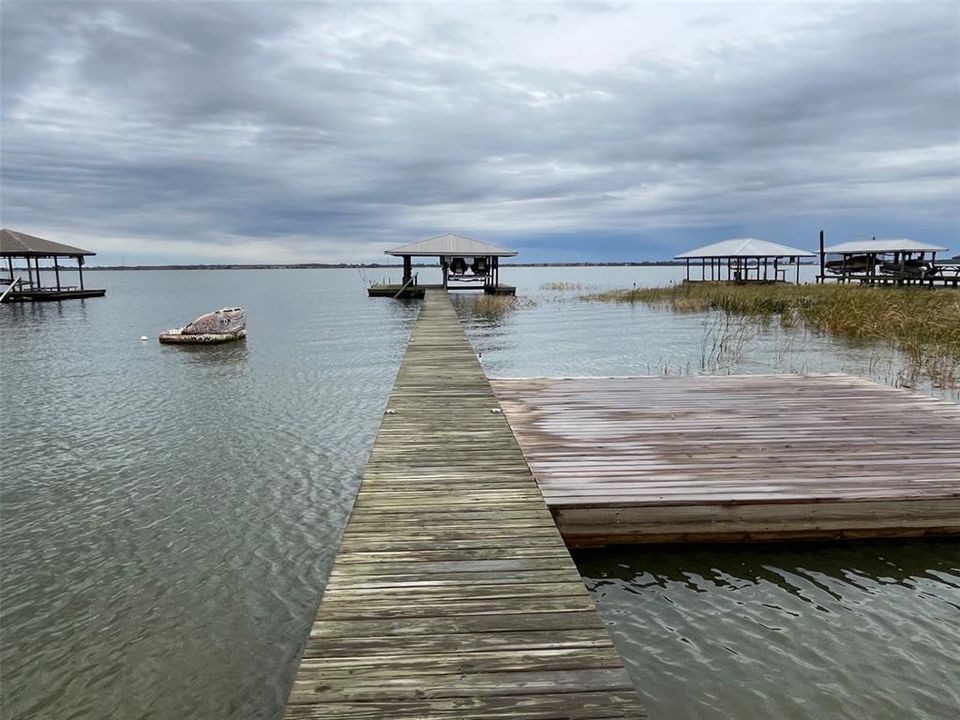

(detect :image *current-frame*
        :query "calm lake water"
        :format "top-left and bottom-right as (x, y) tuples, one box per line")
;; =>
(2, 267), (958, 719)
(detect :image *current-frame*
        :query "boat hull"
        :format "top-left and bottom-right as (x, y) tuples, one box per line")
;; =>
(158, 329), (247, 344)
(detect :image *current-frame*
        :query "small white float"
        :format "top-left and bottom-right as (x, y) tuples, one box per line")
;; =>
(159, 307), (247, 344)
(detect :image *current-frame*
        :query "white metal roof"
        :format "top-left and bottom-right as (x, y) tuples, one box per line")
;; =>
(386, 233), (517, 257)
(675, 238), (815, 259)
(823, 239), (949, 254)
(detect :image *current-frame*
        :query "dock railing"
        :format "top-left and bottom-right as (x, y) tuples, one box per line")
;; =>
(0, 276), (22, 303)
(391, 272), (418, 299)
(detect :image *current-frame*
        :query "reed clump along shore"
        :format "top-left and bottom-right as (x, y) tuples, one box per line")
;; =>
(459, 293), (537, 319)
(584, 283), (960, 388)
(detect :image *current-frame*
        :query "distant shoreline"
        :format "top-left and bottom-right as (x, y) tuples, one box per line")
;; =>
(83, 261), (688, 271)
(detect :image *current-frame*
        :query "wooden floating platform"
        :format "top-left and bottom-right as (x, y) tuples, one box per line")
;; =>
(492, 375), (960, 546)
(1, 287), (106, 302)
(285, 291), (644, 718)
(368, 283), (516, 298)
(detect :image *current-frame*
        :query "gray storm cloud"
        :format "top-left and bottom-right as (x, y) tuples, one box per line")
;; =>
(1, 1), (958, 263)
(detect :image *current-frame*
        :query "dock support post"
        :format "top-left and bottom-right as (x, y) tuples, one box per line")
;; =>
(818, 230), (825, 284)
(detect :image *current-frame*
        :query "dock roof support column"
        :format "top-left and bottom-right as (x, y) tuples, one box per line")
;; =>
(78, 257), (85, 290)
(54, 256), (61, 291)
(818, 230), (825, 284)
(402, 255), (412, 284)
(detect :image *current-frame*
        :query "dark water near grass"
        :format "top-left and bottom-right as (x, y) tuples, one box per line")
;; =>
(2, 267), (958, 719)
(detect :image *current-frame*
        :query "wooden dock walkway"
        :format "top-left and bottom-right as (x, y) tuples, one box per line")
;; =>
(285, 291), (644, 719)
(492, 375), (960, 546)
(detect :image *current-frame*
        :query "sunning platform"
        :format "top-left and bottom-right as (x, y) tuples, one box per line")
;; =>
(492, 375), (960, 546)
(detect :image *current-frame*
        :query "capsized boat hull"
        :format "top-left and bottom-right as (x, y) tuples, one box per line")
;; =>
(159, 306), (246, 344)
(159, 328), (246, 344)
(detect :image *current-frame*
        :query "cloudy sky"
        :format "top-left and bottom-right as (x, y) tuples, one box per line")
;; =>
(2, 1), (958, 264)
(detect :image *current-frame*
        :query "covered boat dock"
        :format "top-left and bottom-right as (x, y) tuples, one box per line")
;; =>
(676, 237), (814, 284)
(368, 233), (517, 298)
(1, 228), (105, 302)
(818, 235), (956, 287)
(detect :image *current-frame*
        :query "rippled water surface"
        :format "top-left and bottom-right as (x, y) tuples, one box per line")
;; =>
(2, 267), (958, 720)
(576, 543), (960, 720)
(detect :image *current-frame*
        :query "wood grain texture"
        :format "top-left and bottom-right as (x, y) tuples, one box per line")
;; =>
(491, 375), (960, 545)
(284, 291), (645, 718)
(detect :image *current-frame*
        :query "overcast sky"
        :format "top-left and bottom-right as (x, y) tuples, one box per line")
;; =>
(2, 1), (958, 264)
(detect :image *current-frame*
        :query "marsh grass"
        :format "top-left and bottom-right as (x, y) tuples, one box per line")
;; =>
(699, 314), (756, 372)
(466, 294), (536, 319)
(584, 283), (960, 389)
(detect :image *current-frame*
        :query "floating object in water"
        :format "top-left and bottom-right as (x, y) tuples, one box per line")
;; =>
(159, 307), (246, 344)
(139, 336), (148, 341)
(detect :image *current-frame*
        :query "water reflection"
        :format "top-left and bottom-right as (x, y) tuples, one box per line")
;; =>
(575, 541), (960, 720)
(576, 541), (960, 598)
(161, 340), (250, 365)
(450, 293), (533, 325)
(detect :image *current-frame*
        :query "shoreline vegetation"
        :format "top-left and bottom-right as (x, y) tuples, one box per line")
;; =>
(583, 283), (960, 389)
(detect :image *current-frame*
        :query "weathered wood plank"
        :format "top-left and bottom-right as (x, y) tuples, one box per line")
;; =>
(285, 691), (645, 719)
(304, 629), (616, 658)
(283, 291), (644, 718)
(309, 611), (609, 640)
(288, 667), (639, 704)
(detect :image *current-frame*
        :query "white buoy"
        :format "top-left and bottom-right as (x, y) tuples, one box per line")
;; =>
(139, 336), (148, 341)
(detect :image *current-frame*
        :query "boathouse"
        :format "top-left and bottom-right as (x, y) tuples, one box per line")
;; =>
(818, 236), (956, 287)
(368, 232), (517, 298)
(1, 229), (105, 302)
(676, 238), (815, 284)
